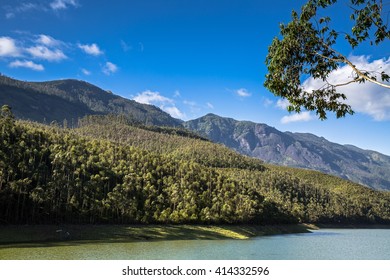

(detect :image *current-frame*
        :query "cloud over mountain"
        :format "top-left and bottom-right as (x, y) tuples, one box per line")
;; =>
(133, 90), (185, 119)
(102, 62), (118, 75)
(235, 88), (251, 97)
(9, 60), (44, 71)
(26, 45), (67, 62)
(281, 112), (313, 124)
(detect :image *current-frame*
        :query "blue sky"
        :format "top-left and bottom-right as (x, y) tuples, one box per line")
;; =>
(1, 0), (390, 155)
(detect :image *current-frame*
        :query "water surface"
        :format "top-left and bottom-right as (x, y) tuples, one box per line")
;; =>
(1, 229), (389, 260)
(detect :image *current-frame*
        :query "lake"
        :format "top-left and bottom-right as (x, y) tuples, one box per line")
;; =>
(1, 229), (389, 260)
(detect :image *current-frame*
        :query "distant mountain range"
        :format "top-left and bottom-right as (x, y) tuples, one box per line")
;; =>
(1, 75), (390, 191)
(184, 114), (390, 191)
(0, 75), (182, 127)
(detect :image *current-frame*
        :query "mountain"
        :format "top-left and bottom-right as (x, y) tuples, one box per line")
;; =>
(2, 113), (390, 225)
(184, 113), (390, 191)
(0, 75), (182, 127)
(2, 75), (390, 191)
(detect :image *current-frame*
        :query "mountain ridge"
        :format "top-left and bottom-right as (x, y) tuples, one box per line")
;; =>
(0, 75), (182, 127)
(1, 75), (389, 191)
(2, 110), (390, 225)
(184, 114), (390, 191)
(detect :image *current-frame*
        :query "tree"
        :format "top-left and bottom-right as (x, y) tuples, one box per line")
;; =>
(264, 0), (390, 119)
(1, 105), (14, 120)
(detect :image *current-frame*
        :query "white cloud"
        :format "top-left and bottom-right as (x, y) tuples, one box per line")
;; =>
(235, 88), (251, 97)
(281, 112), (314, 124)
(134, 90), (173, 105)
(50, 0), (78, 10)
(0, 35), (70, 64)
(78, 43), (103, 56)
(9, 60), (44, 71)
(36, 34), (62, 47)
(4, 1), (76, 18)
(4, 3), (41, 19)
(276, 97), (313, 124)
(164, 106), (186, 119)
(133, 90), (186, 119)
(26, 45), (67, 61)
(81, 68), (91, 75)
(276, 99), (290, 110)
(303, 55), (390, 121)
(102, 62), (118, 75)
(0, 37), (20, 57)
(206, 102), (214, 109)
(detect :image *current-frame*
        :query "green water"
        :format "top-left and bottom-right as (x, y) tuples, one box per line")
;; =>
(1, 229), (389, 260)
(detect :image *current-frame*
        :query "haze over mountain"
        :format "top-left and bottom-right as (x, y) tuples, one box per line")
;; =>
(0, 75), (182, 127)
(1, 75), (390, 191)
(184, 114), (390, 191)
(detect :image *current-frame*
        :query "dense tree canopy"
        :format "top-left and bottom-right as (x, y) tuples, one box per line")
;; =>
(1, 111), (389, 225)
(264, 0), (390, 119)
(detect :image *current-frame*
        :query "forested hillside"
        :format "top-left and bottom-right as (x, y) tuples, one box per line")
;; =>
(0, 75), (181, 127)
(1, 108), (389, 225)
(184, 114), (390, 191)
(2, 75), (390, 192)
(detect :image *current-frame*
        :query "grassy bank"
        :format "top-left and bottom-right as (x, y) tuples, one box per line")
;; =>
(0, 224), (315, 245)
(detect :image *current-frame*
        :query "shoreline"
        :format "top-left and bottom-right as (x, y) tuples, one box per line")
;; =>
(1, 223), (389, 245)
(313, 223), (390, 229)
(0, 224), (314, 245)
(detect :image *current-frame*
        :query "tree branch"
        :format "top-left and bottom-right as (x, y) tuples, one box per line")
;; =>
(342, 56), (390, 89)
(315, 43), (390, 89)
(330, 77), (365, 88)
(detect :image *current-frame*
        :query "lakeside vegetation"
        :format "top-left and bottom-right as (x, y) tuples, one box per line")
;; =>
(1, 107), (390, 226)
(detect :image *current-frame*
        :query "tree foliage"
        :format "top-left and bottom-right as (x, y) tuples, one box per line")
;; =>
(264, 0), (390, 119)
(1, 111), (389, 225)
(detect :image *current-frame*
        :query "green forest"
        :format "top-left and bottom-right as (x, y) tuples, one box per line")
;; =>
(1, 105), (390, 225)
